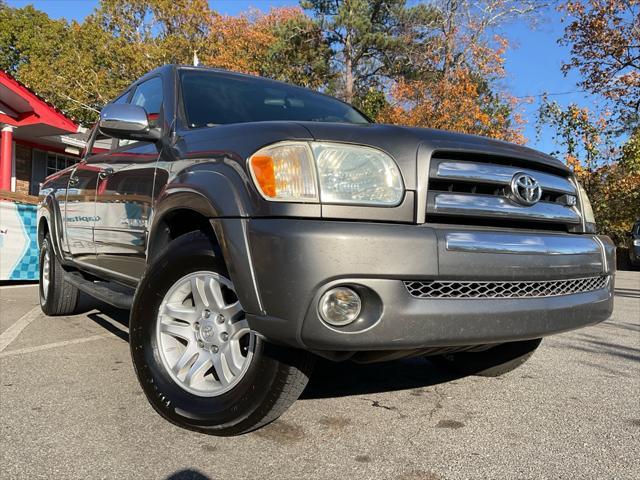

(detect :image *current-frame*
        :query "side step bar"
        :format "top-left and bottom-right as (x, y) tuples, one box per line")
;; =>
(65, 271), (134, 310)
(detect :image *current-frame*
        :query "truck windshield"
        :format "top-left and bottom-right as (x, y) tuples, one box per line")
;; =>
(179, 69), (369, 128)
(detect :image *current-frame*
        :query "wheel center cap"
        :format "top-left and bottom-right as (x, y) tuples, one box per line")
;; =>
(200, 321), (216, 342)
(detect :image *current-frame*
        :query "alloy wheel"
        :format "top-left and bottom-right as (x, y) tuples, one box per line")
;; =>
(156, 271), (255, 397)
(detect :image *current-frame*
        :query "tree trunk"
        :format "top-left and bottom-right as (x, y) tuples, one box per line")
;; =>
(344, 29), (354, 103)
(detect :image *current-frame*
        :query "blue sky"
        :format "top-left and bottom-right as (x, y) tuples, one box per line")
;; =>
(6, 0), (602, 154)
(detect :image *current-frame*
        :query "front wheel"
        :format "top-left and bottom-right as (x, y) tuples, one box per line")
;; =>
(430, 338), (543, 377)
(130, 231), (314, 435)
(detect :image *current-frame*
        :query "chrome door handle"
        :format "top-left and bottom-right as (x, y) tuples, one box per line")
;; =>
(99, 167), (114, 179)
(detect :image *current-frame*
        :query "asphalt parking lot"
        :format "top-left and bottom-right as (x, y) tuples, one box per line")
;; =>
(1, 272), (638, 480)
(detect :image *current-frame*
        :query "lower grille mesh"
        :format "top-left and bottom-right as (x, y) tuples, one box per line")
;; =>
(404, 276), (609, 299)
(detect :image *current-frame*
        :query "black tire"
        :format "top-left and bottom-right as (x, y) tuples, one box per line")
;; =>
(130, 230), (315, 435)
(430, 338), (543, 377)
(39, 234), (79, 316)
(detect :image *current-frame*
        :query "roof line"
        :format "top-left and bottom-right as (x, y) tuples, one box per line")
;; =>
(0, 70), (79, 133)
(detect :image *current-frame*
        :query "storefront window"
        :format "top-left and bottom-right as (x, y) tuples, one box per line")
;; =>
(46, 153), (78, 176)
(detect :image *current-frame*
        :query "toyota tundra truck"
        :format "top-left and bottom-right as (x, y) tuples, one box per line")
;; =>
(37, 65), (615, 435)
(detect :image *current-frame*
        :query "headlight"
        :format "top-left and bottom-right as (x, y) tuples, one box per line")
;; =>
(249, 141), (404, 206)
(312, 143), (404, 205)
(576, 183), (596, 233)
(633, 239), (640, 247)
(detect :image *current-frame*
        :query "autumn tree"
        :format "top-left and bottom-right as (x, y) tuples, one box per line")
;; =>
(560, 0), (640, 130)
(301, 0), (440, 105)
(206, 8), (331, 90)
(538, 97), (614, 194)
(379, 0), (546, 142)
(538, 97), (640, 242)
(95, 0), (212, 65)
(0, 1), (333, 123)
(598, 130), (640, 242)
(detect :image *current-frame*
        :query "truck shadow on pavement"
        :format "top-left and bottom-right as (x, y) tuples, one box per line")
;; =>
(165, 470), (211, 480)
(301, 357), (465, 400)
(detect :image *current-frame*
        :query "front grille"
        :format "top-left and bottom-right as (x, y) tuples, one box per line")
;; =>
(426, 152), (582, 231)
(404, 276), (609, 299)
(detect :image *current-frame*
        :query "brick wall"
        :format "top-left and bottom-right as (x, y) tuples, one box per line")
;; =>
(14, 144), (32, 195)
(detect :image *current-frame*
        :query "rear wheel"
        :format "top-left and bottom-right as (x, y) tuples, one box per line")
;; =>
(130, 231), (314, 435)
(39, 234), (79, 316)
(430, 338), (543, 377)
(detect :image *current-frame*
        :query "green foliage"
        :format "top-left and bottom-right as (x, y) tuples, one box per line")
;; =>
(260, 11), (332, 89)
(537, 96), (614, 176)
(301, 0), (440, 103)
(0, 0), (525, 139)
(538, 98), (640, 244)
(353, 87), (389, 119)
(0, 4), (68, 75)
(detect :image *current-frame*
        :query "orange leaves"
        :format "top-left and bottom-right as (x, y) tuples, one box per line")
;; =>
(540, 94), (639, 243)
(202, 7), (327, 89)
(205, 9), (290, 75)
(379, 68), (526, 145)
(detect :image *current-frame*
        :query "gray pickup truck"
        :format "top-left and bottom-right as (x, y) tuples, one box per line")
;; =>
(37, 65), (614, 435)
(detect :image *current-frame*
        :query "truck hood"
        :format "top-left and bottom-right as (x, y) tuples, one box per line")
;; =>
(296, 122), (568, 191)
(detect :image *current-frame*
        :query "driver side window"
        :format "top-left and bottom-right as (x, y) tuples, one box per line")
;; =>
(131, 76), (163, 127)
(117, 76), (163, 149)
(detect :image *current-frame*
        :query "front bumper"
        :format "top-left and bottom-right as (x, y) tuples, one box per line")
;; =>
(218, 219), (615, 352)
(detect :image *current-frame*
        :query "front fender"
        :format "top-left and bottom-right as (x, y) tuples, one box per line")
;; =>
(38, 193), (66, 261)
(148, 178), (263, 314)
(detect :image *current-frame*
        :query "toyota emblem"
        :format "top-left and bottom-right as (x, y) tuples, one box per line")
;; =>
(510, 172), (542, 206)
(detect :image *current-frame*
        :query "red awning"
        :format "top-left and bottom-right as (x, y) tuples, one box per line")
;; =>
(0, 70), (79, 135)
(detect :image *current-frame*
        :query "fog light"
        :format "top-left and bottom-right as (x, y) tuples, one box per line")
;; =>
(319, 287), (361, 326)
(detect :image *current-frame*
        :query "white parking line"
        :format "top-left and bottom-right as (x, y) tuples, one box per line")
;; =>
(0, 283), (38, 290)
(0, 334), (114, 359)
(0, 306), (42, 352)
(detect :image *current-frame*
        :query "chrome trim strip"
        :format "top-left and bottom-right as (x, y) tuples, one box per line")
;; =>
(434, 160), (576, 195)
(428, 192), (581, 224)
(445, 232), (601, 255)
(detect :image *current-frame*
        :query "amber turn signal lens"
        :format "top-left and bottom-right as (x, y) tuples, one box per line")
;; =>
(248, 142), (318, 202)
(250, 155), (276, 198)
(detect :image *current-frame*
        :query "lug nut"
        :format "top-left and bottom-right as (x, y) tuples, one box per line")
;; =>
(220, 332), (229, 342)
(197, 340), (204, 348)
(194, 322), (200, 330)
(203, 310), (211, 318)
(210, 345), (219, 353)
(216, 314), (225, 324)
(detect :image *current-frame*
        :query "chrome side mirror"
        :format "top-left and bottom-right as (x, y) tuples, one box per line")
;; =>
(98, 104), (160, 141)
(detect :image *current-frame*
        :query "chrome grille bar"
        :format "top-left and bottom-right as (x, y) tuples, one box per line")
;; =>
(428, 192), (582, 224)
(433, 160), (576, 195)
(444, 232), (600, 255)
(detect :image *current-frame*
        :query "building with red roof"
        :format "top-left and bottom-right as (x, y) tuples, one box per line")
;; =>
(0, 69), (86, 196)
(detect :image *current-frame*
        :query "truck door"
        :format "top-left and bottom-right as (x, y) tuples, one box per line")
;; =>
(92, 76), (164, 282)
(64, 132), (112, 264)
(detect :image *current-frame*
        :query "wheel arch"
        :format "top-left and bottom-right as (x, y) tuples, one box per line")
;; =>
(147, 190), (263, 314)
(38, 193), (65, 260)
